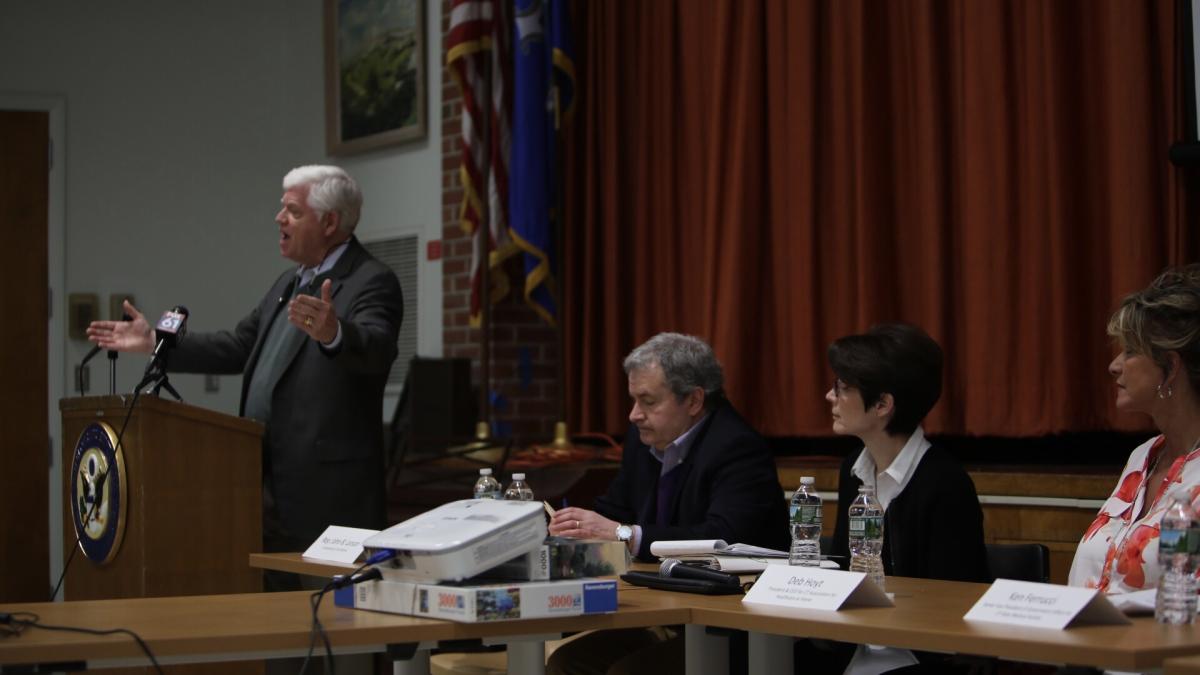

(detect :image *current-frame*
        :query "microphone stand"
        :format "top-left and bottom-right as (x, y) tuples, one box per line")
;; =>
(139, 368), (183, 402)
(107, 348), (118, 395)
(136, 355), (183, 402)
(78, 345), (101, 396)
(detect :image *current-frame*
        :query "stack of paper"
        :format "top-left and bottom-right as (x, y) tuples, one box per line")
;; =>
(650, 539), (788, 558)
(1107, 589), (1156, 615)
(649, 539), (838, 572)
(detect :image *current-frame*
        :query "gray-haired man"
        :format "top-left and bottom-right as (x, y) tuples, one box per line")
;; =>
(547, 332), (788, 674)
(88, 166), (404, 563)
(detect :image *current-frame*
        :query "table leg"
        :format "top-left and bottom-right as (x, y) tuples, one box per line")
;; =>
(392, 649), (431, 675)
(685, 624), (728, 675)
(748, 632), (793, 675)
(508, 641), (546, 675)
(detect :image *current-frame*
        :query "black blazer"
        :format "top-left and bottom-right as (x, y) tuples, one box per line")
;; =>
(831, 444), (990, 583)
(171, 237), (404, 548)
(595, 401), (790, 560)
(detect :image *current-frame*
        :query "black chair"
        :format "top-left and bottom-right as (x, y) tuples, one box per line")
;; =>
(820, 535), (833, 555)
(986, 542), (1050, 583)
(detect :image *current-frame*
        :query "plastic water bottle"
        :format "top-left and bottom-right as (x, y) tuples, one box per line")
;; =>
(789, 476), (823, 566)
(503, 473), (535, 501)
(848, 484), (885, 589)
(1156, 486), (1199, 624)
(473, 468), (502, 499)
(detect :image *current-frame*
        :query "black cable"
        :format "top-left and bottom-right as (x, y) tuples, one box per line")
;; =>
(298, 580), (344, 675)
(50, 388), (142, 602)
(0, 611), (35, 638)
(296, 570), (356, 675)
(297, 583), (336, 672)
(295, 557), (390, 675)
(3, 613), (163, 674)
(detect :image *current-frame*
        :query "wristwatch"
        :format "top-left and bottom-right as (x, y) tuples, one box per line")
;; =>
(615, 524), (633, 542)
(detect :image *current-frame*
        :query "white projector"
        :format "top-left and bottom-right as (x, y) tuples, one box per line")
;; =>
(365, 499), (547, 582)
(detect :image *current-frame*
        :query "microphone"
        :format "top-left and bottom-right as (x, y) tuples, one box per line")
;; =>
(150, 306), (189, 362)
(138, 306), (188, 401)
(79, 312), (134, 372)
(79, 312), (136, 395)
(80, 344), (103, 368)
(78, 342), (105, 395)
(659, 558), (742, 587)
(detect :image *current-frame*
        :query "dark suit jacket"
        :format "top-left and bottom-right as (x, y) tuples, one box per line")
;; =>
(170, 237), (403, 548)
(831, 444), (990, 582)
(595, 401), (790, 560)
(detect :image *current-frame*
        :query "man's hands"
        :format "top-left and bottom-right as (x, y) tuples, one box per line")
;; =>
(85, 300), (154, 353)
(290, 278), (338, 344)
(548, 507), (622, 541)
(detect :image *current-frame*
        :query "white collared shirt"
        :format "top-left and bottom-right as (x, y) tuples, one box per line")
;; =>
(846, 426), (932, 673)
(850, 426), (932, 511)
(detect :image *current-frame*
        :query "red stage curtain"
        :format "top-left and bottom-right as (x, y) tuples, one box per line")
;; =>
(563, 0), (1195, 437)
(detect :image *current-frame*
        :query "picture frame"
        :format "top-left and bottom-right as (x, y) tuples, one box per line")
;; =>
(324, 0), (427, 156)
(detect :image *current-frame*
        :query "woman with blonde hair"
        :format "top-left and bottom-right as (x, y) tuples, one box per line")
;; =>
(1070, 264), (1200, 592)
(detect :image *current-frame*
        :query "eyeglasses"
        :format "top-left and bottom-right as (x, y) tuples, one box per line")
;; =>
(832, 379), (853, 397)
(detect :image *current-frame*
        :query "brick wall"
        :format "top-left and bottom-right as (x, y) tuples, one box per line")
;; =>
(440, 0), (561, 446)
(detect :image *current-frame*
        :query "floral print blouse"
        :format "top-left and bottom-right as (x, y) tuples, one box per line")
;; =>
(1069, 435), (1200, 593)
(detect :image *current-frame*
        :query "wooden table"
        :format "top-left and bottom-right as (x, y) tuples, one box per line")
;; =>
(1167, 653), (1200, 675)
(248, 551), (356, 578)
(14, 556), (1197, 675)
(248, 554), (1200, 673)
(683, 576), (1200, 674)
(0, 587), (687, 673)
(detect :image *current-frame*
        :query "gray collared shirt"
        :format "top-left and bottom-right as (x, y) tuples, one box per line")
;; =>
(630, 412), (710, 551)
(648, 412), (709, 475)
(296, 240), (350, 348)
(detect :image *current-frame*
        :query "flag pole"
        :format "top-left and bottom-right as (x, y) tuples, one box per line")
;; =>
(551, 0), (573, 448)
(478, 207), (492, 440)
(447, 0), (501, 443)
(553, 64), (568, 448)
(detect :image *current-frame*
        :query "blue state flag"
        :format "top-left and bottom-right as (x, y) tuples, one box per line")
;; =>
(510, 0), (575, 326)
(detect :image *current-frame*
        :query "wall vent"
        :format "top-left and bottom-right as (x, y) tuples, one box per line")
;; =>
(362, 235), (418, 388)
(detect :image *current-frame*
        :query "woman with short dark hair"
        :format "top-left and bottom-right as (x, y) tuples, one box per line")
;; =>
(827, 323), (989, 583)
(1070, 265), (1200, 592)
(800, 324), (989, 673)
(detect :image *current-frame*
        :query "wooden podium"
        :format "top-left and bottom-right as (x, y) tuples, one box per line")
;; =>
(59, 395), (264, 600)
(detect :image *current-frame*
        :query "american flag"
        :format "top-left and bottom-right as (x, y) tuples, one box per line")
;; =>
(447, 0), (517, 325)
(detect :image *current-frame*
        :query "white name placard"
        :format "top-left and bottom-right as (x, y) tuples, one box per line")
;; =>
(742, 565), (893, 611)
(302, 525), (380, 564)
(963, 579), (1130, 629)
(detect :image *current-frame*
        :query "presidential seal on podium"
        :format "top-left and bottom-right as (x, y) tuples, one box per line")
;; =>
(69, 421), (127, 564)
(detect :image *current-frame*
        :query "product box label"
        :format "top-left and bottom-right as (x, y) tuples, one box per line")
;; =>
(335, 577), (618, 623)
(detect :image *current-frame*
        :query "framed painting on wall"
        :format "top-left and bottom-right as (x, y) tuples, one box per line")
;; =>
(324, 0), (427, 155)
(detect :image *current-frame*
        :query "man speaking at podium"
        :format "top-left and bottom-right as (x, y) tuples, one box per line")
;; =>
(87, 166), (404, 578)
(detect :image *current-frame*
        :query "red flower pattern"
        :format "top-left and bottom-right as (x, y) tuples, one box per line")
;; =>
(1114, 523), (1160, 589)
(1069, 436), (1200, 593)
(1114, 470), (1142, 504)
(1097, 543), (1118, 591)
(1082, 513), (1110, 542)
